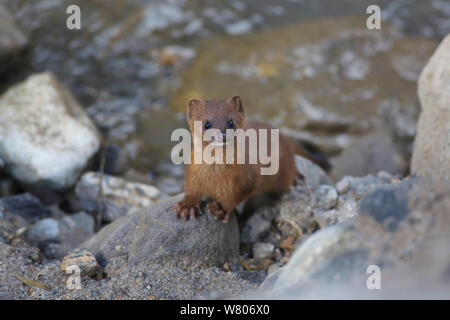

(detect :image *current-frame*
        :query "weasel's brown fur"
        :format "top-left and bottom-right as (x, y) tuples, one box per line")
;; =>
(173, 96), (311, 223)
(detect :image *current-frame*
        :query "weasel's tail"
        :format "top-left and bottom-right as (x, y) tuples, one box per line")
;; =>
(292, 144), (331, 173)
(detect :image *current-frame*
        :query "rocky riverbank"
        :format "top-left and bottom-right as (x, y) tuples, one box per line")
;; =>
(0, 2), (449, 300)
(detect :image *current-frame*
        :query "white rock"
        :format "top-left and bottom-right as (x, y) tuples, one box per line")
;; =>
(0, 72), (101, 190)
(411, 34), (450, 183)
(253, 242), (275, 260)
(336, 177), (350, 194)
(315, 185), (338, 210)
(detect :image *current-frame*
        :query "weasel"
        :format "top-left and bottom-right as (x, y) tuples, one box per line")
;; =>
(173, 96), (322, 223)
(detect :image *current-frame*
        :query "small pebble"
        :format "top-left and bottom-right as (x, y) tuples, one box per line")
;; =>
(60, 249), (101, 278)
(253, 242), (275, 260)
(315, 185), (339, 210)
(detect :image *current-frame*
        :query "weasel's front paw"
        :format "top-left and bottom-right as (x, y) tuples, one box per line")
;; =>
(173, 200), (201, 221)
(207, 201), (230, 223)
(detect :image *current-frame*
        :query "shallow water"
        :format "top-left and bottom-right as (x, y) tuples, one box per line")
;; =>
(2, 0), (450, 179)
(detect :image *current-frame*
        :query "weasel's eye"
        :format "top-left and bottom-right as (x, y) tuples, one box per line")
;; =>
(204, 121), (211, 130)
(227, 120), (234, 128)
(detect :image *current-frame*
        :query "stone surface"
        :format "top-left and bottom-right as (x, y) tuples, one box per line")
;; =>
(0, 193), (50, 222)
(26, 218), (59, 243)
(75, 171), (163, 222)
(44, 211), (97, 259)
(276, 182), (316, 238)
(313, 194), (357, 228)
(0, 5), (27, 74)
(253, 242), (275, 260)
(315, 184), (338, 210)
(0, 72), (101, 191)
(60, 249), (101, 277)
(295, 155), (332, 190)
(102, 144), (130, 175)
(82, 194), (240, 268)
(62, 211), (95, 235)
(0, 193), (50, 244)
(411, 34), (450, 183)
(241, 206), (276, 244)
(259, 266), (285, 291)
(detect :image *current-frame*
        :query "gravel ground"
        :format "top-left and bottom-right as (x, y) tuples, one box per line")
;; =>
(0, 242), (257, 300)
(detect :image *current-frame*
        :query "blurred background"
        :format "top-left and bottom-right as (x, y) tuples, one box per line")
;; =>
(1, 0), (450, 196)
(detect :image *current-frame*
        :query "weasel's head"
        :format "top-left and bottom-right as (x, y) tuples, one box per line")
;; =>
(186, 96), (245, 147)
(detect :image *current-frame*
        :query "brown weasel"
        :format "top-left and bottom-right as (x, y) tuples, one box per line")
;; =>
(173, 96), (318, 223)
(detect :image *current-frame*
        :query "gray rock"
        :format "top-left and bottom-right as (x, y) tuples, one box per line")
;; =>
(331, 131), (407, 181)
(315, 185), (338, 210)
(411, 34), (450, 183)
(50, 211), (96, 259)
(156, 177), (183, 195)
(75, 172), (163, 222)
(258, 266), (285, 291)
(0, 193), (50, 222)
(267, 263), (281, 275)
(241, 207), (275, 243)
(0, 72), (101, 191)
(27, 218), (60, 242)
(276, 183), (316, 237)
(252, 242), (275, 260)
(295, 155), (332, 189)
(82, 194), (240, 268)
(336, 178), (350, 194)
(234, 270), (267, 284)
(313, 194), (357, 228)
(103, 144), (130, 175)
(66, 211), (95, 235)
(0, 193), (51, 245)
(42, 243), (68, 260)
(0, 5), (28, 74)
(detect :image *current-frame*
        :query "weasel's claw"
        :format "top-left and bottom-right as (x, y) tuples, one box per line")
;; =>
(207, 201), (227, 222)
(173, 201), (200, 221)
(222, 212), (231, 224)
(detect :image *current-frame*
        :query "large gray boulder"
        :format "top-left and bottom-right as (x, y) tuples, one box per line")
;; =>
(254, 178), (450, 299)
(82, 194), (240, 268)
(0, 5), (28, 74)
(0, 72), (101, 191)
(411, 34), (450, 183)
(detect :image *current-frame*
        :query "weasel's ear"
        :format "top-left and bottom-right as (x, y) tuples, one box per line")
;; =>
(187, 98), (204, 120)
(229, 96), (244, 115)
